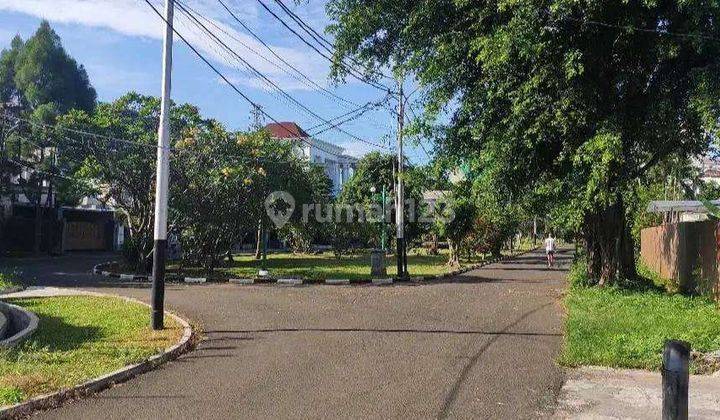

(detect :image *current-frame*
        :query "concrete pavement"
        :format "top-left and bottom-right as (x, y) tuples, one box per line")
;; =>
(2, 249), (569, 419)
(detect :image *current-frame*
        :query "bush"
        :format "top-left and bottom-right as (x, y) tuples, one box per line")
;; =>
(279, 223), (313, 254)
(568, 255), (593, 287)
(0, 270), (19, 289)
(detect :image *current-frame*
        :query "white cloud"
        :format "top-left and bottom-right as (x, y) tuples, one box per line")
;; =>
(0, 0), (331, 91)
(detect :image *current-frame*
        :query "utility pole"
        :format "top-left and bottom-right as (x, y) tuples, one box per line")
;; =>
(151, 0), (174, 331)
(250, 104), (264, 131)
(381, 184), (387, 252)
(395, 79), (406, 278)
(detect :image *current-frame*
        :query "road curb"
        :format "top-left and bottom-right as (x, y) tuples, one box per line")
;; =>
(0, 293), (196, 419)
(0, 286), (24, 296)
(92, 248), (538, 289)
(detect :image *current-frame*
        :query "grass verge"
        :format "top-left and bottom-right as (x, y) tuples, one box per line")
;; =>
(0, 296), (182, 406)
(172, 250), (496, 280)
(561, 261), (720, 371)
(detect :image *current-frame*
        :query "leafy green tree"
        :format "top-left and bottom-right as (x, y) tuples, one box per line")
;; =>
(57, 93), (196, 271)
(10, 21), (96, 113)
(434, 191), (475, 266)
(0, 35), (23, 105)
(327, 0), (720, 285)
(0, 21), (96, 254)
(338, 151), (428, 249)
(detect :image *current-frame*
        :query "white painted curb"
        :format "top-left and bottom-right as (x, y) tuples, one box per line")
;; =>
(184, 277), (207, 284)
(372, 278), (393, 285)
(229, 278), (254, 285)
(119, 274), (134, 280)
(277, 278), (302, 285)
(325, 279), (350, 285)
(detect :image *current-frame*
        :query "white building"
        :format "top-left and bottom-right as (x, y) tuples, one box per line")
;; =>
(265, 122), (358, 194)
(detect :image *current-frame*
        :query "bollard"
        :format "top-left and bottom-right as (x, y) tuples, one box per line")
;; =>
(662, 340), (690, 420)
(370, 249), (387, 277)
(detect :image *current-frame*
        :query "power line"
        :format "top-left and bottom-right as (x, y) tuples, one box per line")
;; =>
(252, 0), (395, 93)
(142, 0), (358, 160)
(174, 0), (388, 150)
(271, 0), (395, 83)
(212, 0), (395, 134)
(273, 0), (335, 56)
(3, 114), (324, 166)
(182, 0), (362, 111)
(310, 105), (381, 137)
(305, 94), (390, 132)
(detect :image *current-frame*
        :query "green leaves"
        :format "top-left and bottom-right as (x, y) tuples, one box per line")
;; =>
(4, 20), (96, 115)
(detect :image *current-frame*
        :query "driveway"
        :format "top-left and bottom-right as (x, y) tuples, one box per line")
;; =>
(3, 248), (568, 419)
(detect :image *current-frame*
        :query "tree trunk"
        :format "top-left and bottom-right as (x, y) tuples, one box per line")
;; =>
(429, 233), (439, 255)
(33, 191), (42, 255)
(447, 239), (460, 267)
(584, 195), (636, 286)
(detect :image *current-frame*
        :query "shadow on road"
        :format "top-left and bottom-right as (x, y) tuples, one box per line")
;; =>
(436, 301), (556, 419)
(201, 328), (560, 338)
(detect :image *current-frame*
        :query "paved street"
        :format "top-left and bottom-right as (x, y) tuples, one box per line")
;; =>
(3, 248), (568, 419)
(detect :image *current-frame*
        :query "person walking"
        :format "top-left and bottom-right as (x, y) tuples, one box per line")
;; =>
(544, 233), (556, 268)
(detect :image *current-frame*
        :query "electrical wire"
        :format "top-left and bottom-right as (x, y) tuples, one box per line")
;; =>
(180, 0), (363, 111)
(271, 0), (395, 83)
(174, 0), (388, 151)
(252, 0), (395, 93)
(2, 115), (329, 166)
(142, 0), (361, 160)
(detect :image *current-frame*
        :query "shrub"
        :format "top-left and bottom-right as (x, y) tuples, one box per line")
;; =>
(568, 256), (594, 287)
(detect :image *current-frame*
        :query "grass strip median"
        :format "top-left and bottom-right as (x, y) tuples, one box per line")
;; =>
(0, 296), (182, 406)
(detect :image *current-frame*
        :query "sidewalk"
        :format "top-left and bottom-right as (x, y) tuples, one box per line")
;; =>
(553, 366), (720, 419)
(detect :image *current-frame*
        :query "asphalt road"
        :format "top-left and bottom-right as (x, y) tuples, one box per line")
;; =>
(3, 248), (569, 419)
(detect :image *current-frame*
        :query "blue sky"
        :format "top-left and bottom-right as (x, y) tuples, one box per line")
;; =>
(0, 0), (430, 162)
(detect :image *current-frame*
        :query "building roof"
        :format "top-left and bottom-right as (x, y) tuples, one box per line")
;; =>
(264, 122), (309, 139)
(423, 190), (450, 202)
(647, 200), (720, 214)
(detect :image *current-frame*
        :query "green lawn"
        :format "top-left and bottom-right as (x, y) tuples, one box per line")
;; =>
(561, 285), (720, 371)
(175, 250), (493, 280)
(0, 296), (182, 406)
(0, 272), (18, 290)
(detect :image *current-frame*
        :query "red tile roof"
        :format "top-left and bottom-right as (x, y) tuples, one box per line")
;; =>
(264, 122), (309, 139)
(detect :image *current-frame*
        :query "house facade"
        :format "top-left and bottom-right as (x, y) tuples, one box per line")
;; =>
(1, 153), (124, 254)
(264, 122), (358, 194)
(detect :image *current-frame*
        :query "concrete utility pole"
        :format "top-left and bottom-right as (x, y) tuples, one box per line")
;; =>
(151, 0), (174, 330)
(395, 80), (406, 278)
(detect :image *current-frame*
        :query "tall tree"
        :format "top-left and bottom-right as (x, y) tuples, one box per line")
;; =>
(0, 21), (96, 254)
(57, 93), (166, 270)
(12, 21), (96, 113)
(326, 0), (720, 285)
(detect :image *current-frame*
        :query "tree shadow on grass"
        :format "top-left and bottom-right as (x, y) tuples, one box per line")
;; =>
(9, 313), (102, 353)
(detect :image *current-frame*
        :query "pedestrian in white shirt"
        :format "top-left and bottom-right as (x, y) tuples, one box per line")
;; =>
(544, 233), (556, 268)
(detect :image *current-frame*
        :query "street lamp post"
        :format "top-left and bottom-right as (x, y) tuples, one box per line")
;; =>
(381, 185), (387, 252)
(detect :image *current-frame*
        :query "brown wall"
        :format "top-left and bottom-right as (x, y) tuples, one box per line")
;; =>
(63, 221), (106, 251)
(640, 221), (719, 297)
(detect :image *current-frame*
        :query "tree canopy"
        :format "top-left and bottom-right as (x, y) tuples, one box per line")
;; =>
(0, 21), (96, 115)
(326, 0), (720, 284)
